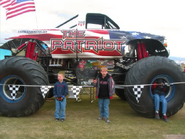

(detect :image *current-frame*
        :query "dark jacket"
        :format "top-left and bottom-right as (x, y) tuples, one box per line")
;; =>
(153, 84), (166, 96)
(53, 81), (68, 97)
(94, 73), (115, 99)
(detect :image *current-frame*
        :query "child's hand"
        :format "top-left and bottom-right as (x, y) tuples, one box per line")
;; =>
(93, 79), (97, 84)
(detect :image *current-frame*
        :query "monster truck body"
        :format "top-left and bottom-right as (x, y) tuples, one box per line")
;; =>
(0, 13), (184, 117)
(1, 13), (168, 59)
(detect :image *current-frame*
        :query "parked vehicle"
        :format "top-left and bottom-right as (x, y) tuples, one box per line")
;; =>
(0, 13), (184, 117)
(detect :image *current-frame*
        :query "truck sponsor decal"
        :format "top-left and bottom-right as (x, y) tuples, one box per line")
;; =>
(51, 30), (125, 54)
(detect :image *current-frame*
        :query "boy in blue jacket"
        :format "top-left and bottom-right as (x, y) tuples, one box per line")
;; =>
(53, 72), (68, 122)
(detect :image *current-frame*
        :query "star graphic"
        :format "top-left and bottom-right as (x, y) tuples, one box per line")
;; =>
(131, 32), (139, 36)
(144, 36), (151, 39)
(119, 35), (126, 39)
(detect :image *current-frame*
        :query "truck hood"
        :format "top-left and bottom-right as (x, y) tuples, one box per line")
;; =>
(108, 30), (165, 43)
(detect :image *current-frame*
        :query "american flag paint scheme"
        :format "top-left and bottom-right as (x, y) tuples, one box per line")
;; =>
(0, 13), (169, 59)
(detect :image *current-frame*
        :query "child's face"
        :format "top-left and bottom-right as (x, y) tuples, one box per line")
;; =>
(100, 69), (108, 78)
(58, 74), (64, 82)
(159, 82), (163, 86)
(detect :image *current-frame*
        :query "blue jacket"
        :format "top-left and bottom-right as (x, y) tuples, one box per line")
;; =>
(53, 81), (68, 97)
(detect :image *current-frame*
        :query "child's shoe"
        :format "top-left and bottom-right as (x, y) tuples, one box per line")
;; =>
(105, 118), (110, 123)
(97, 117), (104, 120)
(155, 113), (160, 119)
(164, 115), (169, 122)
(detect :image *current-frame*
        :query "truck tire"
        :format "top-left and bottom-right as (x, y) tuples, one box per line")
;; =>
(47, 88), (54, 98)
(115, 89), (127, 101)
(0, 57), (49, 117)
(125, 56), (185, 117)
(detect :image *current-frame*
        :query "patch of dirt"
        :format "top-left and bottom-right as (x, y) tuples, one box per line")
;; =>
(166, 134), (185, 139)
(46, 98), (54, 102)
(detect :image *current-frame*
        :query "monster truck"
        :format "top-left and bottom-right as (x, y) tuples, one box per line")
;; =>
(0, 13), (184, 117)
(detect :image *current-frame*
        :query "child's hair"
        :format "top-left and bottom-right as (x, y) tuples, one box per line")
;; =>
(100, 67), (108, 71)
(58, 71), (64, 76)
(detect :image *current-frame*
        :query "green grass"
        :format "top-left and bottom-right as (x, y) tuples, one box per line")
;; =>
(0, 95), (185, 139)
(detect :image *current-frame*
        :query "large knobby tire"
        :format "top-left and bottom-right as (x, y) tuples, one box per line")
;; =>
(113, 74), (126, 101)
(0, 57), (49, 117)
(47, 88), (54, 98)
(125, 56), (185, 117)
(115, 89), (127, 101)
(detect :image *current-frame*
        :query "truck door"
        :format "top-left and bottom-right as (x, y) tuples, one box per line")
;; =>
(51, 15), (79, 59)
(76, 13), (123, 59)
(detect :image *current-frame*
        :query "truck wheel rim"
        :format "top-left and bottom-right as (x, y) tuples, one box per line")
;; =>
(0, 75), (26, 103)
(149, 75), (175, 101)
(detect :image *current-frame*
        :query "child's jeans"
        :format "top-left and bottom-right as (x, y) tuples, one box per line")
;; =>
(98, 98), (110, 119)
(55, 98), (66, 119)
(154, 94), (167, 114)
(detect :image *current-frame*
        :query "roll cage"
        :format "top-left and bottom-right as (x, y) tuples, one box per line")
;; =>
(55, 13), (120, 29)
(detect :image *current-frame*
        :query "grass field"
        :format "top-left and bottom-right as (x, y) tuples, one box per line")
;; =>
(0, 94), (185, 139)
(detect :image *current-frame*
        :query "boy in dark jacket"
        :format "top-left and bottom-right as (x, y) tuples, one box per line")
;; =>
(93, 67), (115, 123)
(53, 72), (68, 122)
(153, 79), (169, 122)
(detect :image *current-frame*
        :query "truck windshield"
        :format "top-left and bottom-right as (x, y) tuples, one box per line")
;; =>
(55, 14), (78, 29)
(86, 13), (120, 29)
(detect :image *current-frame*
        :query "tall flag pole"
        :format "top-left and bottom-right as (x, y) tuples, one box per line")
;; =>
(33, 0), (38, 28)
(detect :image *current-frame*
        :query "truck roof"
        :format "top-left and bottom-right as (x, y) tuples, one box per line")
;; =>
(55, 13), (120, 29)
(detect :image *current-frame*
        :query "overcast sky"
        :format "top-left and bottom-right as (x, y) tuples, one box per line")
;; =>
(0, 0), (185, 57)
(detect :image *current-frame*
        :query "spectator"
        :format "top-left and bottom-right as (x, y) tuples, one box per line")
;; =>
(93, 67), (115, 123)
(53, 72), (68, 122)
(153, 79), (169, 122)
